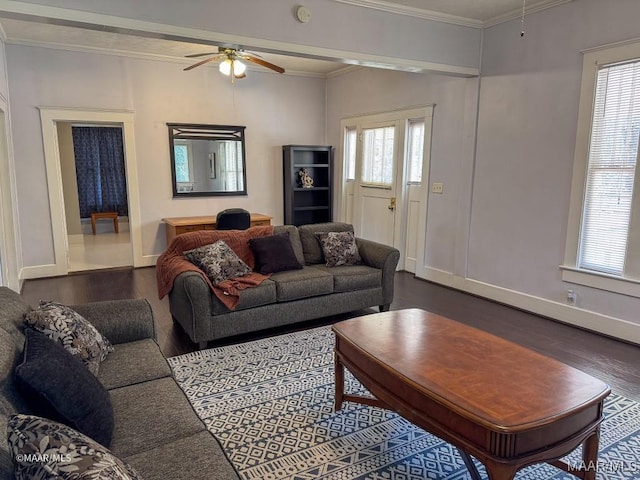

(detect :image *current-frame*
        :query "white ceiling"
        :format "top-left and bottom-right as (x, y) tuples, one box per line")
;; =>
(0, 0), (568, 76)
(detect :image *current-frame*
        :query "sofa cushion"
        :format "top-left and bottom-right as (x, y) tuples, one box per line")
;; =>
(316, 231), (362, 267)
(23, 300), (114, 375)
(185, 240), (252, 285)
(273, 225), (305, 265)
(98, 339), (172, 390)
(270, 266), (333, 302)
(249, 232), (303, 274)
(108, 377), (205, 457)
(211, 279), (277, 315)
(15, 328), (114, 446)
(7, 414), (142, 479)
(298, 222), (354, 264)
(313, 264), (382, 292)
(124, 430), (240, 480)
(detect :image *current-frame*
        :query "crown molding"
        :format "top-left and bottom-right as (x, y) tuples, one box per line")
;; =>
(483, 0), (573, 28)
(3, 37), (332, 78)
(331, 0), (573, 28)
(331, 0), (482, 28)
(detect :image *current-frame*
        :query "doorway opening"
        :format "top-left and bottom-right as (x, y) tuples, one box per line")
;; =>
(58, 123), (132, 272)
(39, 108), (142, 278)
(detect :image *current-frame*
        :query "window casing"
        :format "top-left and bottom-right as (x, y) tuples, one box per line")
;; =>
(563, 41), (640, 297)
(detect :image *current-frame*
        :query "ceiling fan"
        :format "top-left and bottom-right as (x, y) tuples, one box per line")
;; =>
(184, 47), (285, 82)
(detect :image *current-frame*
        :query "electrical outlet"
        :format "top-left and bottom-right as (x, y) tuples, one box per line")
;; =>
(432, 182), (444, 194)
(566, 289), (577, 305)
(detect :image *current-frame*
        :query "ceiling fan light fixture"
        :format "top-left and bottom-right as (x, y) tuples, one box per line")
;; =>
(219, 59), (232, 75)
(233, 59), (246, 76)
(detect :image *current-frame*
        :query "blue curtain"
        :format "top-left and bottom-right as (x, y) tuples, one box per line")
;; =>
(72, 126), (128, 218)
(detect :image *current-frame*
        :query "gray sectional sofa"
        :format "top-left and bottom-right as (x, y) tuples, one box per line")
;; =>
(0, 287), (239, 480)
(167, 222), (400, 348)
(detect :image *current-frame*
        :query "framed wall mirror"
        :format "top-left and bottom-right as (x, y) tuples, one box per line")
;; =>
(168, 123), (247, 197)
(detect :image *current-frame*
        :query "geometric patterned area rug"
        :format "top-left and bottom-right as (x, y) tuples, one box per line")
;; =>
(168, 326), (640, 480)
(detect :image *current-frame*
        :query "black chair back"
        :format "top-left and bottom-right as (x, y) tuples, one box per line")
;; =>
(216, 208), (251, 230)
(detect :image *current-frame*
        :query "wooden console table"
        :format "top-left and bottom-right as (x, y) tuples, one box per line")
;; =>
(162, 213), (272, 245)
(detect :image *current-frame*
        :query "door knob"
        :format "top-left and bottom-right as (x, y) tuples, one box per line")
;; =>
(388, 197), (396, 211)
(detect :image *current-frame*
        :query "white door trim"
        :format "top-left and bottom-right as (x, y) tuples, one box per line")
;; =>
(36, 107), (142, 277)
(0, 93), (21, 290)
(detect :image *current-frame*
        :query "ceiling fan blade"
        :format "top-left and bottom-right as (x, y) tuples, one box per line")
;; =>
(183, 55), (223, 71)
(185, 52), (219, 58)
(244, 55), (285, 74)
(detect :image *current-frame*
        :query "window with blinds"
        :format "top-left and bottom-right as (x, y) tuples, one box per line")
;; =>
(579, 60), (640, 275)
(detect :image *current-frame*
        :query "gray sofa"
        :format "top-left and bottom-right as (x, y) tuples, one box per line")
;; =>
(0, 287), (239, 480)
(168, 222), (400, 348)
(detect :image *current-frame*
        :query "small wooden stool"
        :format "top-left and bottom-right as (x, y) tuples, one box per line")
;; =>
(90, 212), (119, 235)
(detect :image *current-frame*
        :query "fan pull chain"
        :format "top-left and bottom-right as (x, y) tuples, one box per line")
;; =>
(521, 0), (527, 37)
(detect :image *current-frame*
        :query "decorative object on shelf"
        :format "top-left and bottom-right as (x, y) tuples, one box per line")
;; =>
(298, 168), (314, 188)
(183, 47), (285, 84)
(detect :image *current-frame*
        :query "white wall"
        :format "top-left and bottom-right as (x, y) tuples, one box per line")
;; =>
(326, 0), (640, 341)
(472, 0), (640, 329)
(6, 45), (326, 266)
(326, 67), (478, 274)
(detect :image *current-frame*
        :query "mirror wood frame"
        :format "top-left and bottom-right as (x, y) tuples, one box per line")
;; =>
(168, 123), (248, 197)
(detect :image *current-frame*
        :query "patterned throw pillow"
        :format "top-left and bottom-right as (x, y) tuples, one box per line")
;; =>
(7, 414), (142, 480)
(315, 231), (362, 267)
(23, 301), (114, 376)
(184, 240), (252, 285)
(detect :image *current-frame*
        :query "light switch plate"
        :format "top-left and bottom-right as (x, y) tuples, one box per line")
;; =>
(432, 182), (444, 194)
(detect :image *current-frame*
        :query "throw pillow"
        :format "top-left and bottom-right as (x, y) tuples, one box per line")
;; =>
(23, 300), (114, 375)
(14, 328), (115, 447)
(248, 232), (303, 274)
(315, 231), (362, 267)
(7, 414), (142, 480)
(184, 239), (252, 285)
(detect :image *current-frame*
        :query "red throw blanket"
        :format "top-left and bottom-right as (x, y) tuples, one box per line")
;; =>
(156, 226), (274, 310)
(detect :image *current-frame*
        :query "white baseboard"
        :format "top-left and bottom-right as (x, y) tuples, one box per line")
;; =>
(138, 254), (159, 268)
(20, 264), (65, 280)
(418, 267), (640, 345)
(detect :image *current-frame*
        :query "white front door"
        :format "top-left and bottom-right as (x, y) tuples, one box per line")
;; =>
(352, 121), (400, 247)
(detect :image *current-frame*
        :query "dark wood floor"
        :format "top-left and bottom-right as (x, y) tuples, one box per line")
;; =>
(20, 267), (640, 402)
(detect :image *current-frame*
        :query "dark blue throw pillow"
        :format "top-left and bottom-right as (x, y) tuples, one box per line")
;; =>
(14, 328), (115, 447)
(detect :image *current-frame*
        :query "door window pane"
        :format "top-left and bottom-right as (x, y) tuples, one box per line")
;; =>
(344, 127), (357, 181)
(362, 126), (394, 186)
(407, 119), (425, 183)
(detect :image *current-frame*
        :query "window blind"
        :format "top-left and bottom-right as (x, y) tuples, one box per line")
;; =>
(579, 60), (640, 275)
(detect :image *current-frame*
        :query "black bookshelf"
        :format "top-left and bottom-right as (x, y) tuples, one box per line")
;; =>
(283, 145), (333, 226)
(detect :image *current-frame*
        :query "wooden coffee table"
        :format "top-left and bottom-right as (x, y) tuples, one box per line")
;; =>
(333, 309), (611, 480)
